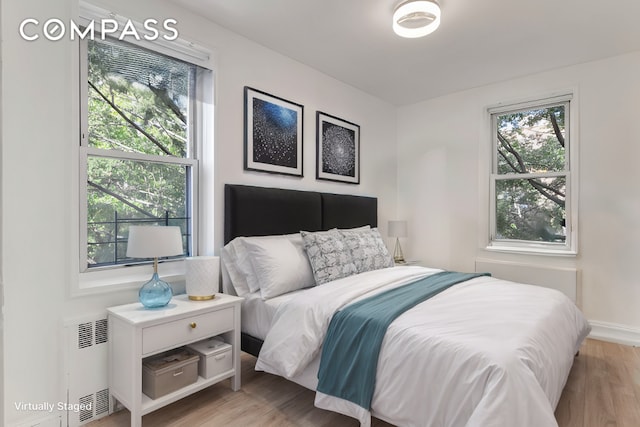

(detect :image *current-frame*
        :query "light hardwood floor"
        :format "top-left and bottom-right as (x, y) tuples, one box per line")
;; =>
(90, 339), (640, 427)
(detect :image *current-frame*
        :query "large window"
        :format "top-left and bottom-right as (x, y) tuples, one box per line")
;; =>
(489, 95), (576, 253)
(79, 36), (207, 270)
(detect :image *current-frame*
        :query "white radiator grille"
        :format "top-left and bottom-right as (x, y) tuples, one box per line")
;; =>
(95, 319), (108, 345)
(95, 389), (110, 415)
(64, 315), (110, 426)
(78, 322), (93, 349)
(78, 394), (94, 423)
(475, 259), (579, 303)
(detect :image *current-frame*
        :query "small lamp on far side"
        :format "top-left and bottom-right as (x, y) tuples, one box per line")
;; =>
(388, 220), (408, 264)
(126, 225), (183, 309)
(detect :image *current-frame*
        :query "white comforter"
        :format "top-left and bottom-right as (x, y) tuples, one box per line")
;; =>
(255, 266), (591, 427)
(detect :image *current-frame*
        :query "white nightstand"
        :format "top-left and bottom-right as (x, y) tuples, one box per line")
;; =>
(107, 293), (243, 427)
(395, 260), (424, 266)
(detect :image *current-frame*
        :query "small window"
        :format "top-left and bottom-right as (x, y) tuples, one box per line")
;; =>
(80, 36), (207, 269)
(489, 95), (576, 253)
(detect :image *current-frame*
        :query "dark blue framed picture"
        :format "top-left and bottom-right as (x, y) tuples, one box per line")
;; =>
(316, 111), (360, 184)
(244, 87), (304, 177)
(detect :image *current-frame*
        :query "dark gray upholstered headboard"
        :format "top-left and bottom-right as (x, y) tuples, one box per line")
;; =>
(224, 184), (378, 356)
(224, 184), (377, 244)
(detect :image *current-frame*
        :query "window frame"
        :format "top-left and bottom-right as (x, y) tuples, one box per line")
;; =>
(73, 5), (214, 293)
(487, 93), (578, 255)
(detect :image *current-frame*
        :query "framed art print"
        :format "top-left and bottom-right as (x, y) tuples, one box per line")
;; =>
(244, 87), (304, 177)
(316, 111), (360, 184)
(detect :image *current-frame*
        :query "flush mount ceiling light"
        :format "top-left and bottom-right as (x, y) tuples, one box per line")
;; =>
(393, 0), (441, 38)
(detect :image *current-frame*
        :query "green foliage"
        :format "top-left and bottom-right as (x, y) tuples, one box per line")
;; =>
(494, 105), (567, 243)
(496, 106), (565, 174)
(85, 39), (194, 266)
(496, 178), (566, 242)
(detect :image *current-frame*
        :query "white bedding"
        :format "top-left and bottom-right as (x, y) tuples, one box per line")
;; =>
(255, 266), (591, 427)
(240, 289), (306, 340)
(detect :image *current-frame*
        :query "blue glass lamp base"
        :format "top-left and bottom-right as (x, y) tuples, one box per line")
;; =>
(139, 272), (173, 308)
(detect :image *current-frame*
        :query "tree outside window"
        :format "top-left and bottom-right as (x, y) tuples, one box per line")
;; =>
(490, 96), (575, 252)
(81, 37), (203, 268)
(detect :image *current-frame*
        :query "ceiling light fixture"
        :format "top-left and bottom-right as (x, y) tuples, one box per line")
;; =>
(393, 0), (441, 38)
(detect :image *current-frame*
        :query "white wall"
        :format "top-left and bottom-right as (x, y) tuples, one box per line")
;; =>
(0, 1), (4, 422)
(397, 52), (640, 337)
(0, 0), (398, 425)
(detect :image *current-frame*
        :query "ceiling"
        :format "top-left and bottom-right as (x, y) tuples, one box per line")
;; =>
(168, 0), (640, 106)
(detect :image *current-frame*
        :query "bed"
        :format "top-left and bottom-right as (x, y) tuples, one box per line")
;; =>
(221, 184), (591, 427)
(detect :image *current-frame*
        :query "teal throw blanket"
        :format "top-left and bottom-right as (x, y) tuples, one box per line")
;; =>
(316, 271), (490, 409)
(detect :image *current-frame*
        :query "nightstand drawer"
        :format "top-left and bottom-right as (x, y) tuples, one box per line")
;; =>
(142, 307), (234, 355)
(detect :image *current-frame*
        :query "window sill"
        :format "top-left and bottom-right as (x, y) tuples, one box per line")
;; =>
(485, 244), (577, 257)
(73, 260), (185, 297)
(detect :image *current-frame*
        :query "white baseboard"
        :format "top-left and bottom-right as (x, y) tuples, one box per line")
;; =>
(11, 414), (61, 427)
(588, 320), (640, 347)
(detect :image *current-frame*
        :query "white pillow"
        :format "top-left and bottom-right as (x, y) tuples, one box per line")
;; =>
(220, 256), (238, 296)
(243, 235), (315, 299)
(220, 239), (253, 296)
(221, 235), (273, 295)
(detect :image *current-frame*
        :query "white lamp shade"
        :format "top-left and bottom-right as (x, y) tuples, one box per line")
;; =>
(126, 226), (184, 258)
(185, 256), (219, 300)
(388, 220), (408, 238)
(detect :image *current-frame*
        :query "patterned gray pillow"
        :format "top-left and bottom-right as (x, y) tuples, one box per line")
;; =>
(301, 230), (357, 285)
(339, 228), (394, 273)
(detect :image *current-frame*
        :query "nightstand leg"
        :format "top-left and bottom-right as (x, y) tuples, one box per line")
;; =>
(130, 409), (142, 427)
(231, 372), (241, 391)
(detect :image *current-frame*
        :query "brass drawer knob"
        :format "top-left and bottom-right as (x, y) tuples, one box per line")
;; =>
(189, 322), (197, 329)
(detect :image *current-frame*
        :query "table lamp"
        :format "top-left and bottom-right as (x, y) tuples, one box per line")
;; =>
(126, 225), (183, 308)
(388, 220), (407, 264)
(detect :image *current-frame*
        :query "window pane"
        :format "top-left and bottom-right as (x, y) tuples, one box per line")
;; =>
(87, 38), (194, 158)
(495, 176), (566, 243)
(496, 105), (566, 175)
(86, 157), (189, 267)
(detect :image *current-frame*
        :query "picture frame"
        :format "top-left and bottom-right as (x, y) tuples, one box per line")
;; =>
(316, 111), (360, 184)
(244, 86), (304, 177)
